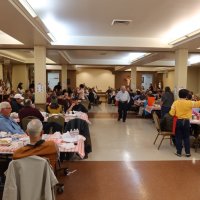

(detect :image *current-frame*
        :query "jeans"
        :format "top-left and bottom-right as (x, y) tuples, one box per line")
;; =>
(175, 119), (190, 155)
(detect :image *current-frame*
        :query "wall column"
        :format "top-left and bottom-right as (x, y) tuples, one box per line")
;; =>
(12, 64), (28, 91)
(61, 65), (68, 90)
(174, 49), (188, 99)
(131, 66), (137, 91)
(0, 64), (3, 81)
(34, 46), (46, 107)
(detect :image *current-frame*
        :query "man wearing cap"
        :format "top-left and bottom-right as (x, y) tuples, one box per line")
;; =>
(0, 102), (24, 134)
(11, 93), (24, 113)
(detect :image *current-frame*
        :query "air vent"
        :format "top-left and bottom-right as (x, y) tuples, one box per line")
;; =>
(111, 19), (132, 26)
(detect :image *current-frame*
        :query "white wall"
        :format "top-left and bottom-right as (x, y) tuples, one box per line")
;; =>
(76, 69), (115, 91)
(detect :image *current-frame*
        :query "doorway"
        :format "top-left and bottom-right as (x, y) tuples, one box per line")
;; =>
(47, 71), (60, 90)
(142, 74), (153, 90)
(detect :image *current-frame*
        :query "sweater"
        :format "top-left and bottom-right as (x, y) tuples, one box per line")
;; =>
(13, 140), (58, 169)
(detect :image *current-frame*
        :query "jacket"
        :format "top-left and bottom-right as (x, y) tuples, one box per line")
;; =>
(13, 140), (58, 169)
(65, 118), (92, 154)
(3, 156), (58, 200)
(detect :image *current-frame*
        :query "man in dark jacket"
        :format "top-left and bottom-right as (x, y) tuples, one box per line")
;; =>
(18, 99), (44, 122)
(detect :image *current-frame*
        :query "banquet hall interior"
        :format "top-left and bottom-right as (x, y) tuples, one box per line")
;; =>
(1, 0), (200, 199)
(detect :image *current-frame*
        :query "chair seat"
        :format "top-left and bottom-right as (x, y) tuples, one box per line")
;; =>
(160, 131), (173, 136)
(152, 111), (173, 150)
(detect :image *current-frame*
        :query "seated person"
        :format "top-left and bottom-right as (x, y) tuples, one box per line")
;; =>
(0, 102), (24, 134)
(47, 96), (62, 114)
(160, 113), (175, 145)
(88, 88), (95, 104)
(67, 97), (88, 113)
(18, 99), (44, 122)
(13, 119), (58, 169)
(10, 93), (24, 113)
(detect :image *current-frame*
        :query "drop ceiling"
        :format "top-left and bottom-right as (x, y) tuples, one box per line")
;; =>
(0, 0), (200, 68)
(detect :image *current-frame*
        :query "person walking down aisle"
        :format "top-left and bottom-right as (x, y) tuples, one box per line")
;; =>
(169, 89), (200, 157)
(115, 86), (130, 122)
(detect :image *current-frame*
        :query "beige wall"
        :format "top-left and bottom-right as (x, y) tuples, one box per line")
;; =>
(162, 70), (175, 91)
(76, 69), (114, 91)
(12, 64), (29, 91)
(187, 68), (200, 94)
(115, 71), (131, 89)
(162, 68), (200, 94)
(67, 70), (76, 89)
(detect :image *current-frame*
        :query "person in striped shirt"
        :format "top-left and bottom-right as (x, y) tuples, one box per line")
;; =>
(169, 89), (200, 157)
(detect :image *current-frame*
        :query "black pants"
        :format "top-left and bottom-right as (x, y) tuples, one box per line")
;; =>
(118, 102), (128, 121)
(175, 119), (190, 155)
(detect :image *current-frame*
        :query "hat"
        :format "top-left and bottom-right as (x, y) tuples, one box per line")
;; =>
(14, 94), (24, 100)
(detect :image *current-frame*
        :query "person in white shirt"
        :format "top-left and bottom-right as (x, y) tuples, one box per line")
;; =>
(78, 84), (85, 100)
(115, 86), (130, 122)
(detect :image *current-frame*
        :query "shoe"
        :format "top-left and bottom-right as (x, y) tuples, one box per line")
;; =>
(118, 118), (121, 121)
(185, 154), (191, 157)
(123, 120), (126, 122)
(174, 152), (181, 157)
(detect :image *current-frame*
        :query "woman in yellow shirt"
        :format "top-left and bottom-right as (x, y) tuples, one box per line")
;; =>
(47, 96), (62, 114)
(170, 89), (200, 157)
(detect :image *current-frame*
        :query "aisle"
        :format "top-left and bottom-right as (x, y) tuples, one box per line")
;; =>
(87, 103), (200, 161)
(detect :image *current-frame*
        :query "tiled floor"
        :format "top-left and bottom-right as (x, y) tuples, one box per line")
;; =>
(58, 161), (200, 200)
(57, 103), (200, 200)
(87, 104), (200, 161)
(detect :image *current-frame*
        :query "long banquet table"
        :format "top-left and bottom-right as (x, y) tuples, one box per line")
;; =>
(0, 132), (86, 158)
(11, 111), (91, 124)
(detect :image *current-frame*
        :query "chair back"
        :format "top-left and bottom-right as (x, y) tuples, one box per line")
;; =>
(81, 100), (90, 109)
(47, 115), (65, 132)
(152, 112), (160, 132)
(65, 118), (92, 153)
(21, 116), (38, 131)
(2, 156), (58, 200)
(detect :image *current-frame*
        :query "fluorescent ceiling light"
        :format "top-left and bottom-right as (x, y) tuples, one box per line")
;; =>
(47, 33), (56, 42)
(168, 36), (188, 45)
(127, 52), (149, 63)
(0, 30), (23, 45)
(162, 13), (200, 45)
(26, 0), (51, 10)
(19, 0), (37, 18)
(188, 55), (200, 65)
(41, 14), (69, 43)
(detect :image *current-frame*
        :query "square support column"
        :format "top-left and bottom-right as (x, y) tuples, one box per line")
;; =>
(131, 66), (137, 91)
(61, 65), (68, 90)
(174, 49), (188, 99)
(34, 46), (46, 107)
